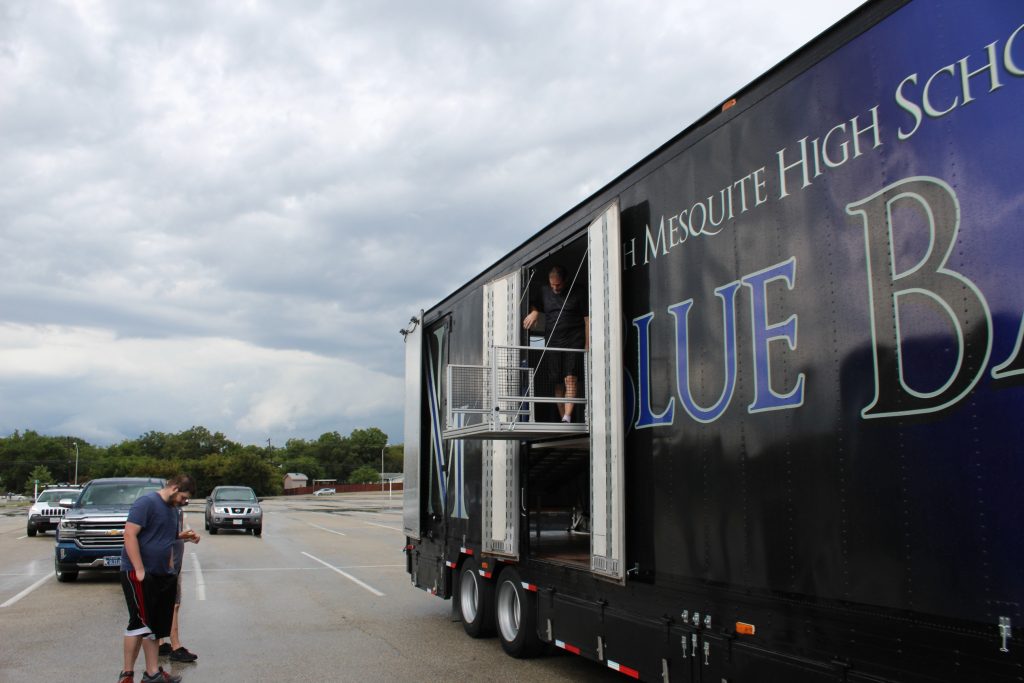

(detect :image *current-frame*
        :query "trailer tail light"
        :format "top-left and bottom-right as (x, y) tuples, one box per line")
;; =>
(607, 660), (641, 679)
(478, 560), (493, 579)
(736, 622), (756, 636)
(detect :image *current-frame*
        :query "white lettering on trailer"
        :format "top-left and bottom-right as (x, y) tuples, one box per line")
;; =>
(846, 176), (993, 419)
(895, 23), (1024, 140)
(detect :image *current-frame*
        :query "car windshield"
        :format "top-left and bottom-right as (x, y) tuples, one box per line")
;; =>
(35, 490), (78, 504)
(79, 483), (161, 506)
(215, 488), (257, 502)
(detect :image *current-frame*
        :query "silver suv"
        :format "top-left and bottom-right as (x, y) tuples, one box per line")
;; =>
(204, 486), (262, 536)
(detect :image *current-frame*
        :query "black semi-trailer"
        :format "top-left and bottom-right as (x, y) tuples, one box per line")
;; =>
(401, 1), (1024, 680)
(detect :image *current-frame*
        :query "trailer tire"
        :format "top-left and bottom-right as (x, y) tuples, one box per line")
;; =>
(495, 567), (543, 658)
(458, 558), (495, 638)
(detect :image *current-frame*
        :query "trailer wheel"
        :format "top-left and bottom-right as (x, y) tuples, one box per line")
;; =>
(458, 558), (495, 638)
(495, 567), (543, 658)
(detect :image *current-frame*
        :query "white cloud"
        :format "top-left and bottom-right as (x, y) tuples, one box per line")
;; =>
(0, 323), (401, 445)
(0, 0), (863, 445)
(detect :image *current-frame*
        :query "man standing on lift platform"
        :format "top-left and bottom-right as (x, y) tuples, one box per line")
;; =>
(523, 264), (590, 423)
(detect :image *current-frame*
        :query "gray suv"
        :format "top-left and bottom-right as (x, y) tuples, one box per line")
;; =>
(204, 486), (262, 536)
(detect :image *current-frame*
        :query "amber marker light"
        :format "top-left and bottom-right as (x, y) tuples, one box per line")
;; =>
(736, 622), (756, 636)
(721, 98), (737, 112)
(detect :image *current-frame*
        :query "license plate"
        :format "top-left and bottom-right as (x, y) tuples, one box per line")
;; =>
(104, 556), (121, 567)
(232, 519), (243, 525)
(49, 517), (60, 523)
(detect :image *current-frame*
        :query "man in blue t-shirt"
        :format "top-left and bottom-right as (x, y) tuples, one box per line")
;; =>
(118, 475), (199, 683)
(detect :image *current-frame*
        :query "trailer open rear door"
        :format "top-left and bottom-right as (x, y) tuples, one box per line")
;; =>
(587, 201), (625, 581)
(402, 311), (423, 540)
(482, 273), (521, 558)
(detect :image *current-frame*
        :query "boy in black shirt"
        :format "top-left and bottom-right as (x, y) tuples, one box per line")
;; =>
(523, 265), (589, 422)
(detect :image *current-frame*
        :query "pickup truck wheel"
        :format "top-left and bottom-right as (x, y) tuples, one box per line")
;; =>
(209, 526), (218, 535)
(459, 558), (495, 638)
(27, 526), (37, 537)
(54, 558), (78, 583)
(252, 527), (262, 537)
(496, 567), (543, 658)
(204, 517), (209, 531)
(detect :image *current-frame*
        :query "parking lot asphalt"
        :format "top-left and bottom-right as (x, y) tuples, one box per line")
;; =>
(0, 492), (619, 682)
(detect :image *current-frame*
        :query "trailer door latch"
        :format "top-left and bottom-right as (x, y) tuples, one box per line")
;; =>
(999, 617), (1012, 653)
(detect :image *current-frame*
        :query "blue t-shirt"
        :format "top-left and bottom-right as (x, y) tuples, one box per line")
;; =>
(120, 491), (180, 575)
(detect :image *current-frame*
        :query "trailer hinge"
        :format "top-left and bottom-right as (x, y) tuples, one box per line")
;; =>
(661, 657), (670, 683)
(999, 616), (1012, 653)
(597, 635), (605, 660)
(661, 616), (673, 643)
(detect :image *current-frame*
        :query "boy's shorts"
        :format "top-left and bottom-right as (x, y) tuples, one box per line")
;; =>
(121, 570), (178, 638)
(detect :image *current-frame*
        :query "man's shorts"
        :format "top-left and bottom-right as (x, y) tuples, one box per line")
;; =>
(121, 570), (178, 638)
(540, 349), (583, 390)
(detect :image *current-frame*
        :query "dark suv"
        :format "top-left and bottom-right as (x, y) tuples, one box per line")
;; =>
(54, 477), (164, 582)
(204, 486), (263, 536)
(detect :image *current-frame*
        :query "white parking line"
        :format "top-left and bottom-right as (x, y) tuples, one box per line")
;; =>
(363, 521), (402, 532)
(301, 552), (385, 597)
(189, 552), (206, 601)
(307, 522), (346, 536)
(1, 574), (50, 608)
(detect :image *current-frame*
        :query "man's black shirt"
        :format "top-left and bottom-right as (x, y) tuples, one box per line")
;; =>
(534, 285), (588, 347)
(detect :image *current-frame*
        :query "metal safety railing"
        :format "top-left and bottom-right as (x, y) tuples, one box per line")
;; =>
(444, 345), (589, 439)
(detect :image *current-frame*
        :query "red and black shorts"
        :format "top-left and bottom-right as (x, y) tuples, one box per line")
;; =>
(121, 570), (178, 639)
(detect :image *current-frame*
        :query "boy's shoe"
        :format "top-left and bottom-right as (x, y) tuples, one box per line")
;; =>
(117, 672), (134, 683)
(169, 647), (198, 662)
(158, 643), (172, 656)
(141, 667), (182, 683)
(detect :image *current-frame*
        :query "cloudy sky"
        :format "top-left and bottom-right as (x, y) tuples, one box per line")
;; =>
(0, 0), (863, 447)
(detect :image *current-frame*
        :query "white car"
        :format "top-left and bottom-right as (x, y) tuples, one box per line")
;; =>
(313, 488), (336, 496)
(27, 487), (81, 536)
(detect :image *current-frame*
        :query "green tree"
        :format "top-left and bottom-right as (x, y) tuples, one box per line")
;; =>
(383, 444), (403, 473)
(24, 465), (54, 495)
(0, 431), (76, 492)
(349, 465), (380, 484)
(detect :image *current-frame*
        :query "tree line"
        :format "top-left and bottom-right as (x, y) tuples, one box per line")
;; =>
(0, 426), (404, 497)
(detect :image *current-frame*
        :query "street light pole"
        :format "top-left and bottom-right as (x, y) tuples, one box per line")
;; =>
(73, 442), (79, 485)
(380, 446), (386, 493)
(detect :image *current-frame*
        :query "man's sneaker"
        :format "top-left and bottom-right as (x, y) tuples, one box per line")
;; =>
(141, 667), (182, 683)
(169, 647), (198, 662)
(158, 643), (172, 656)
(117, 672), (134, 683)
